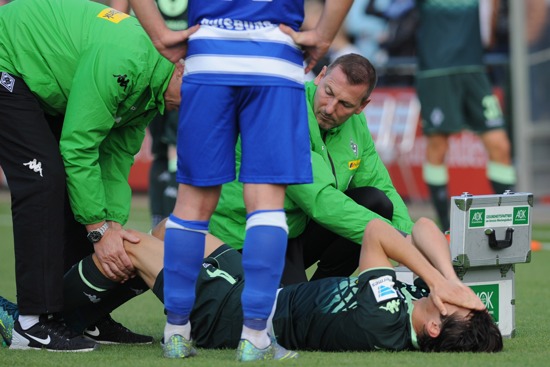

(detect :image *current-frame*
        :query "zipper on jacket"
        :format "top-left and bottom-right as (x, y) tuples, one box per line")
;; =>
(322, 130), (338, 188)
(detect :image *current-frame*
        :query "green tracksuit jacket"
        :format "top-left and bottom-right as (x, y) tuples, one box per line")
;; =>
(210, 81), (414, 249)
(0, 0), (175, 225)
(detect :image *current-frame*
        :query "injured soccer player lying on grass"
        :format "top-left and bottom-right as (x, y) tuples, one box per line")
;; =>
(0, 217), (502, 353)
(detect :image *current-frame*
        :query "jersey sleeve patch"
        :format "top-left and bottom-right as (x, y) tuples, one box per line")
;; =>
(97, 8), (130, 24)
(369, 275), (398, 303)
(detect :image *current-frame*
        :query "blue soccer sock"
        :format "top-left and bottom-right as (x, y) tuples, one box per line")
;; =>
(164, 214), (208, 328)
(241, 210), (288, 335)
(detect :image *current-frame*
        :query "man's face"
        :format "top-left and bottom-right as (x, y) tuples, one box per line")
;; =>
(313, 65), (371, 131)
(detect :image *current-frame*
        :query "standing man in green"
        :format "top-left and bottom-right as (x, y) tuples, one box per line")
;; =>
(0, 0), (186, 351)
(110, 0), (188, 228)
(415, 0), (516, 231)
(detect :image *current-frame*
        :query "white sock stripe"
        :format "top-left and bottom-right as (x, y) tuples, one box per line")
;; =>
(165, 218), (209, 235)
(245, 211), (288, 234)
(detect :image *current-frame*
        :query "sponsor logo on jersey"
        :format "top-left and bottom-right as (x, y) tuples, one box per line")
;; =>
(98, 8), (130, 24)
(369, 275), (398, 303)
(348, 159), (361, 170)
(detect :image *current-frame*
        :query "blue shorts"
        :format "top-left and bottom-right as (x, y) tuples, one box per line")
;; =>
(176, 83), (313, 186)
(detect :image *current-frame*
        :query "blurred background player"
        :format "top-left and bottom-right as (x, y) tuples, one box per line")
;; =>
(415, 0), (516, 231)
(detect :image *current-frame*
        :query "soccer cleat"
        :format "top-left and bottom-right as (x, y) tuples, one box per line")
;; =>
(270, 335), (299, 360)
(83, 315), (153, 345)
(162, 334), (197, 358)
(10, 314), (98, 352)
(236, 339), (275, 361)
(236, 335), (299, 362)
(0, 296), (19, 347)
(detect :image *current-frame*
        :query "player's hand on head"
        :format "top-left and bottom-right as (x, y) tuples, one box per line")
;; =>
(430, 278), (486, 316)
(154, 25), (200, 63)
(279, 24), (331, 74)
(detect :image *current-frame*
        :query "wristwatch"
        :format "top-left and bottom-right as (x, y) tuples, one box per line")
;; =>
(87, 222), (109, 243)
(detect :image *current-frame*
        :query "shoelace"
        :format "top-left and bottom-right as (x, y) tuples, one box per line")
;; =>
(41, 317), (81, 340)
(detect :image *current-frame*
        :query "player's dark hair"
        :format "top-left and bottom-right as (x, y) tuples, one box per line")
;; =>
(418, 310), (503, 353)
(326, 53), (377, 102)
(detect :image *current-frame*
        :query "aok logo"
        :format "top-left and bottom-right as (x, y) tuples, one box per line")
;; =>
(513, 206), (529, 225)
(470, 284), (499, 323)
(469, 209), (485, 228)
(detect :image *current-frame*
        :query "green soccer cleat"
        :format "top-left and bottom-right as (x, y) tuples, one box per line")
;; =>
(0, 296), (19, 347)
(271, 335), (299, 360)
(162, 334), (197, 359)
(236, 336), (298, 362)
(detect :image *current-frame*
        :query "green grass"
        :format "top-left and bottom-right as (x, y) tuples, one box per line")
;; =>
(1, 189), (550, 366)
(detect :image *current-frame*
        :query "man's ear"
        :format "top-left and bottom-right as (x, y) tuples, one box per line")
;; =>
(426, 320), (441, 338)
(355, 98), (371, 115)
(313, 66), (327, 86)
(175, 61), (184, 78)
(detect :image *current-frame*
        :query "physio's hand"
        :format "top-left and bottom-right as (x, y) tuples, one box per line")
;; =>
(429, 278), (486, 316)
(93, 223), (140, 282)
(153, 25), (200, 63)
(279, 24), (331, 74)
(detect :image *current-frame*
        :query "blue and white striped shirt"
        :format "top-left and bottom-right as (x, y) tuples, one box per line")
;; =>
(184, 0), (305, 88)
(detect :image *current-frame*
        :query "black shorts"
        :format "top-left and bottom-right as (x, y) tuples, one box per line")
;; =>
(190, 245), (245, 349)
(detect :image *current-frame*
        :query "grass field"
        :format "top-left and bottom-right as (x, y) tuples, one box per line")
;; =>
(1, 189), (550, 366)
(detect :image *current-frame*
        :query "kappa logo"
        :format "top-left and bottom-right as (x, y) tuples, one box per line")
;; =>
(130, 288), (144, 296)
(1, 72), (15, 93)
(23, 159), (43, 177)
(113, 74), (130, 91)
(84, 292), (101, 303)
(379, 299), (401, 314)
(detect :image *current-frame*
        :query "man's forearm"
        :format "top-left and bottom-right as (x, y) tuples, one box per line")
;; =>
(359, 219), (447, 291)
(316, 0), (354, 44)
(411, 218), (458, 280)
(127, 0), (167, 42)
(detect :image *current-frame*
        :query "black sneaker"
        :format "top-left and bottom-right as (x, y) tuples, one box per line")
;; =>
(10, 314), (98, 352)
(83, 315), (153, 345)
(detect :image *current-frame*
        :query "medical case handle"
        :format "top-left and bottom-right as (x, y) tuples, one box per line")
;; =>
(485, 228), (514, 250)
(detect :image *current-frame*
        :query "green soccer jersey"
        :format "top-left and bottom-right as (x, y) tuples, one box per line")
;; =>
(416, 0), (485, 76)
(273, 267), (428, 351)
